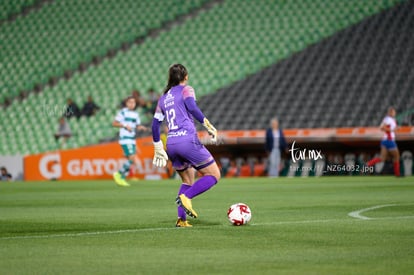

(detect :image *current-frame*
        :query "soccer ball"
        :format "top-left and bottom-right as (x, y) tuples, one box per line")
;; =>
(227, 203), (252, 226)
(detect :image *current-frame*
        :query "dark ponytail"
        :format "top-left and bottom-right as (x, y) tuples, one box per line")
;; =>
(163, 64), (188, 94)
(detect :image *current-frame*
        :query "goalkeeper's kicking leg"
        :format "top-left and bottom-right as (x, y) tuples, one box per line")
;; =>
(166, 141), (220, 219)
(175, 168), (194, 227)
(153, 137), (221, 222)
(176, 161), (221, 219)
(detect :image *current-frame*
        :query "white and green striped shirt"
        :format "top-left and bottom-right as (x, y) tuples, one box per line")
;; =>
(115, 108), (141, 145)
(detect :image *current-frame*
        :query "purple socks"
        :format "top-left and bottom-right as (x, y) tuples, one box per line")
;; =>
(177, 183), (191, 220)
(184, 175), (217, 199)
(177, 176), (218, 220)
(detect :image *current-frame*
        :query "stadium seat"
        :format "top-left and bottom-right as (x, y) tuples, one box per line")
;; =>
(0, 0), (409, 155)
(2, 0), (211, 102)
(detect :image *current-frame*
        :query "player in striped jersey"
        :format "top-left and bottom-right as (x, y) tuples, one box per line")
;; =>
(367, 107), (401, 176)
(152, 64), (220, 227)
(112, 96), (148, 186)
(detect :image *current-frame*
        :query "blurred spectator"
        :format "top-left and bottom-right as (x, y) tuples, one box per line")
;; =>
(81, 95), (100, 117)
(64, 98), (81, 119)
(219, 157), (231, 177)
(132, 90), (146, 108)
(54, 117), (72, 147)
(1, 166), (12, 181)
(235, 157), (244, 177)
(265, 117), (287, 177)
(120, 90), (146, 110)
(247, 156), (260, 177)
(3, 97), (11, 107)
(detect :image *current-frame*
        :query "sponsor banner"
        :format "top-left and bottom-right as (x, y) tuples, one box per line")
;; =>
(24, 137), (166, 181)
(23, 127), (414, 181)
(209, 127), (414, 143)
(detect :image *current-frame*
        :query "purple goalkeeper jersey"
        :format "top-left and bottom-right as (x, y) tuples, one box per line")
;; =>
(154, 85), (202, 144)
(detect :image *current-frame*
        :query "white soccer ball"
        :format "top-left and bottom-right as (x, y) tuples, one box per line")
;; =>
(227, 203), (252, 226)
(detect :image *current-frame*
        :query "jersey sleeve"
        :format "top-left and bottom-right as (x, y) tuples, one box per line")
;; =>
(152, 118), (162, 142)
(152, 99), (164, 142)
(153, 100), (165, 122)
(183, 86), (205, 123)
(182, 85), (196, 100)
(115, 110), (124, 123)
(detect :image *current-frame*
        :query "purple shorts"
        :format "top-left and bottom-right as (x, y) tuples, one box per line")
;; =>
(167, 139), (214, 171)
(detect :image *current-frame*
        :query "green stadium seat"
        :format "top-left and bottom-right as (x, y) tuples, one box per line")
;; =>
(0, 0), (405, 155)
(2, 0), (212, 103)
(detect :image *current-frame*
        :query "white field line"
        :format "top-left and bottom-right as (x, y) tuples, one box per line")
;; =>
(348, 203), (414, 220)
(0, 227), (175, 240)
(1, 214), (414, 241)
(348, 204), (398, 220)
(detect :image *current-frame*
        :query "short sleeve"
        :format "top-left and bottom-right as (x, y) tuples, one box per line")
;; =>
(154, 101), (165, 121)
(115, 111), (124, 122)
(182, 85), (196, 100)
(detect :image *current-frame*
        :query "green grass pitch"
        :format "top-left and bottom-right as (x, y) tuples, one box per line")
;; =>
(1, 176), (413, 274)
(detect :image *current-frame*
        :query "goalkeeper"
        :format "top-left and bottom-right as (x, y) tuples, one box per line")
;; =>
(152, 64), (221, 227)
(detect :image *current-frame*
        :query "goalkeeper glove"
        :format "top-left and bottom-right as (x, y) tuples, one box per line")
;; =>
(203, 118), (217, 143)
(153, 141), (168, 167)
